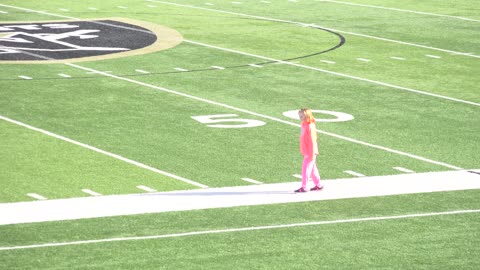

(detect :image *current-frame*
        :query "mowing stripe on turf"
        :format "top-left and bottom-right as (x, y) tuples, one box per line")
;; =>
(317, 0), (480, 23)
(182, 40), (480, 107)
(1, 209), (478, 251)
(0, 115), (208, 189)
(148, 0), (480, 59)
(0, 41), (466, 170)
(63, 62), (465, 170)
(1, 3), (478, 107)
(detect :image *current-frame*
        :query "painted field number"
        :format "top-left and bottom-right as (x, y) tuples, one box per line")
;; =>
(191, 114), (266, 128)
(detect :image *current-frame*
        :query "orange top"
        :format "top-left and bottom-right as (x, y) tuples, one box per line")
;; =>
(300, 120), (318, 157)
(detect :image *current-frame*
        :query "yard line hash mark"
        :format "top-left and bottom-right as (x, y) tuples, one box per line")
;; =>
(82, 189), (102, 196)
(0, 115), (208, 189)
(174, 68), (188, 72)
(426, 54), (441, 59)
(58, 73), (71, 78)
(357, 58), (371, 62)
(1, 209), (478, 251)
(27, 193), (47, 200)
(137, 185), (157, 192)
(241, 178), (263, 185)
(135, 69), (150, 74)
(344, 170), (365, 177)
(390, 56), (405, 60)
(18, 75), (32, 80)
(320, 60), (336, 64)
(2, 2), (478, 107)
(393, 167), (415, 173)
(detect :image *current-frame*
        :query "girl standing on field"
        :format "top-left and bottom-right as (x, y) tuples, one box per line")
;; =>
(295, 108), (323, 193)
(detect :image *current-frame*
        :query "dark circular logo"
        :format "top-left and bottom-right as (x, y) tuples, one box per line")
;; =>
(0, 18), (183, 63)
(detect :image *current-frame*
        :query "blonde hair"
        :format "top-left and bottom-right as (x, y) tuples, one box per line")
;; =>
(299, 108), (315, 123)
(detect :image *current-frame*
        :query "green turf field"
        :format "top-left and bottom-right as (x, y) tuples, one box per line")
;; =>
(0, 0), (479, 268)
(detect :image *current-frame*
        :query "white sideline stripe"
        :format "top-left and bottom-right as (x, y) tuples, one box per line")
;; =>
(18, 75), (32, 80)
(356, 58), (371, 62)
(393, 167), (415, 173)
(2, 3), (477, 106)
(135, 69), (150, 74)
(1, 209), (479, 251)
(317, 0), (480, 23)
(344, 170), (365, 177)
(137, 185), (157, 192)
(63, 62), (465, 170)
(1, 170), (479, 226)
(82, 189), (102, 196)
(58, 73), (71, 78)
(0, 115), (208, 189)
(390, 56), (405, 60)
(26, 193), (47, 200)
(148, 1), (480, 59)
(174, 67), (188, 71)
(241, 178), (263, 185)
(426, 54), (441, 59)
(185, 39), (480, 107)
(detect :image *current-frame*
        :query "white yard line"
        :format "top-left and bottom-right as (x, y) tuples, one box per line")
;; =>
(1, 208), (478, 251)
(65, 62), (464, 170)
(317, 0), (480, 23)
(0, 115), (208, 189)
(1, 170), (479, 227)
(1, 3), (478, 106)
(148, 1), (479, 59)
(1, 208), (479, 251)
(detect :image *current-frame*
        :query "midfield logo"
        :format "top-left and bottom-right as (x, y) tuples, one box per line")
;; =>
(0, 19), (182, 63)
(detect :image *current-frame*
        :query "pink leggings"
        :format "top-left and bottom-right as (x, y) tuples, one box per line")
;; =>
(302, 156), (321, 189)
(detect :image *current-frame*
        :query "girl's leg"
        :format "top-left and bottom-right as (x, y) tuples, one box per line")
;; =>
(302, 156), (315, 189)
(310, 162), (321, 187)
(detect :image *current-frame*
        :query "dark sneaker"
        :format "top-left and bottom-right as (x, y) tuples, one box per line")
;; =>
(310, 186), (324, 191)
(294, 187), (307, 193)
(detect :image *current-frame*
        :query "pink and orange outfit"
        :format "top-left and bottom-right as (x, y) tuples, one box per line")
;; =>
(300, 120), (322, 189)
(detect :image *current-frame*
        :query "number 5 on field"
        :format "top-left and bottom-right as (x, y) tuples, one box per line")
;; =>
(191, 114), (266, 128)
